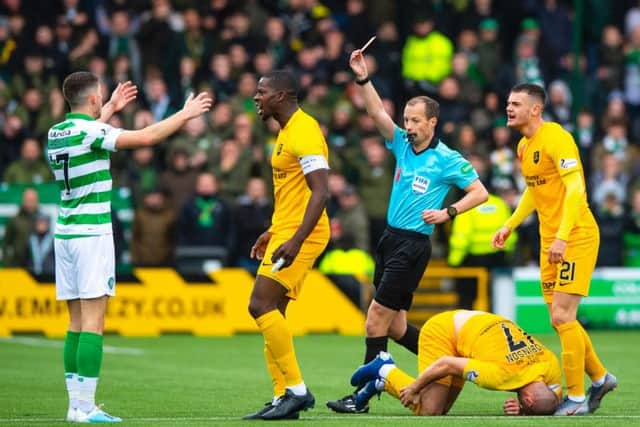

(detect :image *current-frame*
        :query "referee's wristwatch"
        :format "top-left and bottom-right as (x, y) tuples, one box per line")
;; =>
(446, 205), (458, 220)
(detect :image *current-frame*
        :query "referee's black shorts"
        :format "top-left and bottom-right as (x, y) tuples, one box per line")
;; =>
(372, 226), (432, 311)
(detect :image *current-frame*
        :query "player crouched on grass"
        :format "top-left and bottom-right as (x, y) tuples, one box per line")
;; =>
(348, 310), (563, 416)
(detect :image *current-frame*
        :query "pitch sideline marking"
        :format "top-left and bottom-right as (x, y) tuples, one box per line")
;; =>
(0, 337), (144, 355)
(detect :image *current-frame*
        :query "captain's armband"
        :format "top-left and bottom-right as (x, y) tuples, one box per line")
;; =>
(299, 155), (329, 175)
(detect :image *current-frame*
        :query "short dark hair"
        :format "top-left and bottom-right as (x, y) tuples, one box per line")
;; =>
(263, 69), (298, 99)
(62, 71), (99, 108)
(406, 96), (439, 119)
(511, 83), (546, 105)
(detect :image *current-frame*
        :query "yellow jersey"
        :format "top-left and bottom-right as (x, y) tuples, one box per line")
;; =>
(459, 312), (562, 394)
(516, 122), (597, 240)
(269, 108), (330, 241)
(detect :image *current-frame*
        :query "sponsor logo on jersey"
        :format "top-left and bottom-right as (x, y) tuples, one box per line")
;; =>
(466, 370), (479, 383)
(460, 163), (474, 174)
(525, 175), (547, 187)
(560, 158), (578, 169)
(49, 130), (72, 138)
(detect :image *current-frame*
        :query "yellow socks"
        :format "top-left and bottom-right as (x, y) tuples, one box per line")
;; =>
(579, 323), (607, 382)
(264, 346), (286, 398)
(385, 367), (421, 415)
(256, 310), (303, 387)
(555, 320), (585, 398)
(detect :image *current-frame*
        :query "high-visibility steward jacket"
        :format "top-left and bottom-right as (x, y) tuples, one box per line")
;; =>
(402, 31), (453, 83)
(319, 247), (375, 281)
(448, 194), (517, 266)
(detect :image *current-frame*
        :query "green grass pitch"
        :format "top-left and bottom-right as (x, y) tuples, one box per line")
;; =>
(0, 331), (638, 426)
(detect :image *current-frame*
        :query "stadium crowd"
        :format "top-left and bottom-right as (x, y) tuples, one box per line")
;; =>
(2, 0), (640, 276)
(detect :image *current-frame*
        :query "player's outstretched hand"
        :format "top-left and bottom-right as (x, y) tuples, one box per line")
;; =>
(492, 226), (511, 249)
(271, 237), (303, 271)
(109, 81), (137, 112)
(503, 397), (522, 415)
(250, 231), (272, 260)
(182, 92), (213, 119)
(349, 50), (368, 80)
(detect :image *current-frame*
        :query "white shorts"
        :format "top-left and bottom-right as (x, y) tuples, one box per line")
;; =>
(55, 234), (116, 300)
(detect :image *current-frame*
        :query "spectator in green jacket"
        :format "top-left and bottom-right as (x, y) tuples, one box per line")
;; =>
(2, 187), (39, 267)
(3, 138), (53, 184)
(335, 185), (370, 253)
(353, 136), (393, 253)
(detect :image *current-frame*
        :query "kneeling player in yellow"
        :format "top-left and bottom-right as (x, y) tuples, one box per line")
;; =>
(244, 70), (330, 420)
(350, 310), (562, 416)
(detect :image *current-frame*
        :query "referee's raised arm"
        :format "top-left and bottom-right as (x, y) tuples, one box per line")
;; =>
(349, 49), (395, 141)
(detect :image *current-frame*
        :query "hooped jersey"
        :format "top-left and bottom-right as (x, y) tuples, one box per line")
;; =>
(46, 113), (122, 238)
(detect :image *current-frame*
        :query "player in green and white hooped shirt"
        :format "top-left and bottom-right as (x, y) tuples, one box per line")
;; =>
(49, 72), (212, 423)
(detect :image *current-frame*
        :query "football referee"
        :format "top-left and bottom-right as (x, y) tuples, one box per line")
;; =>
(327, 48), (489, 414)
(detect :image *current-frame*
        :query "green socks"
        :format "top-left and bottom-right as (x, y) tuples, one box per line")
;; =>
(64, 331), (81, 373)
(64, 331), (81, 409)
(77, 332), (103, 378)
(75, 332), (104, 413)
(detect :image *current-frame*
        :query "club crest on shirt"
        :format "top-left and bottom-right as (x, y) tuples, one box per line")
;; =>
(533, 150), (540, 163)
(276, 143), (284, 155)
(412, 175), (430, 194)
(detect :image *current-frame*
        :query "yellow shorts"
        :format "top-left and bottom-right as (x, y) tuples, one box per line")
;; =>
(539, 230), (599, 303)
(418, 311), (465, 389)
(256, 233), (328, 300)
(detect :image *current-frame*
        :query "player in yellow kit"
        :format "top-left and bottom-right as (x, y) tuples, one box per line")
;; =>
(350, 310), (562, 416)
(492, 83), (616, 415)
(244, 70), (330, 420)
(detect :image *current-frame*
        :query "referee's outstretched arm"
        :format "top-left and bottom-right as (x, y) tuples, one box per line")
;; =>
(349, 49), (395, 141)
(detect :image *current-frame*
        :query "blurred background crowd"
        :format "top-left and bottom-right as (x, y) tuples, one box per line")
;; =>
(1, 0), (640, 285)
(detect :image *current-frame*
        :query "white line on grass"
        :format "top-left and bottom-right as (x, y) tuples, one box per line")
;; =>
(0, 337), (144, 355)
(1, 415), (639, 423)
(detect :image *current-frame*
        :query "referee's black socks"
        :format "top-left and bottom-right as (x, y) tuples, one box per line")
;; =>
(393, 323), (419, 355)
(364, 336), (388, 363)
